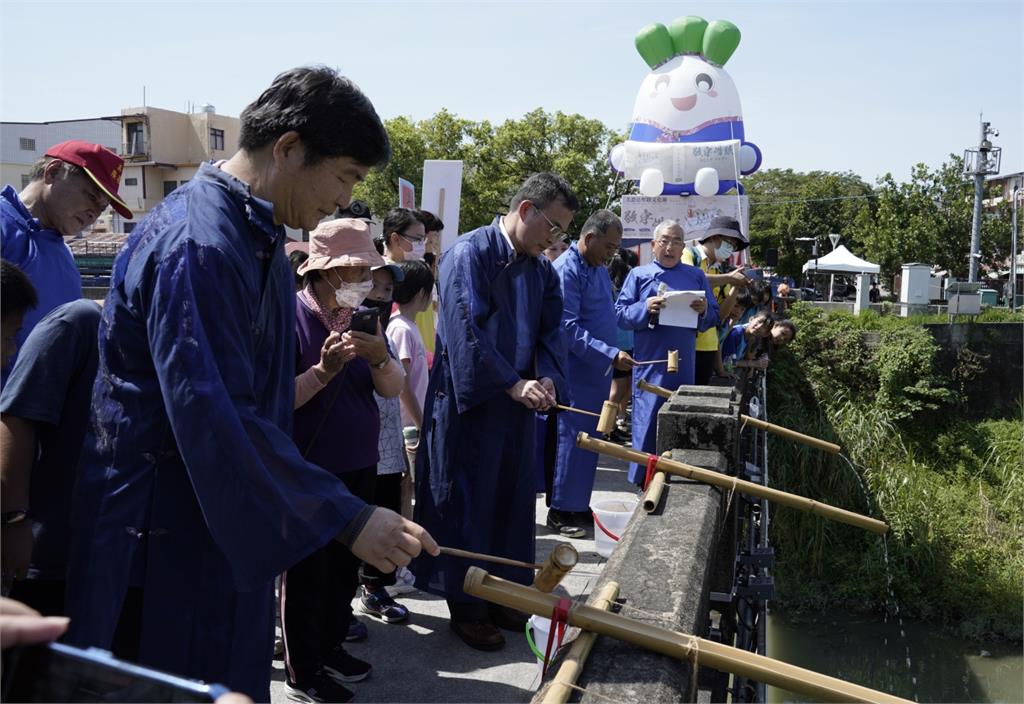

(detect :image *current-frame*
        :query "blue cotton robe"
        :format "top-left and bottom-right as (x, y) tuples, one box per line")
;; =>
(550, 243), (619, 512)
(64, 163), (367, 701)
(412, 218), (567, 602)
(0, 185), (82, 385)
(615, 261), (719, 485)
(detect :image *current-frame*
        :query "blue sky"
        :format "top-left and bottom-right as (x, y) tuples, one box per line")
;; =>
(1, 0), (1021, 184)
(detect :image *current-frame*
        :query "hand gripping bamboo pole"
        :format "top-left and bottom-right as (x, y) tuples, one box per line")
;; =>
(635, 380), (843, 455)
(466, 568), (911, 704)
(540, 581), (621, 704)
(576, 433), (887, 535)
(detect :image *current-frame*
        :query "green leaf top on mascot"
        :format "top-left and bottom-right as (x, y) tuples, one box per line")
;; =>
(609, 16), (763, 197)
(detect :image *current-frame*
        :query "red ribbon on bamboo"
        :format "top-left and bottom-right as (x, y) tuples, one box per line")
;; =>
(541, 597), (572, 679)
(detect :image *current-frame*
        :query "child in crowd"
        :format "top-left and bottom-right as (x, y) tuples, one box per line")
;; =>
(388, 262), (435, 474)
(353, 262), (413, 629)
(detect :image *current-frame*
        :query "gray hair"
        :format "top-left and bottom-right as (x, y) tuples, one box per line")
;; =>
(580, 209), (622, 239)
(27, 156), (85, 183)
(652, 219), (683, 240)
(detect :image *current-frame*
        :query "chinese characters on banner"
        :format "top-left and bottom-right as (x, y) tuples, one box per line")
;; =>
(398, 178), (416, 209)
(620, 194), (751, 266)
(621, 194), (749, 240)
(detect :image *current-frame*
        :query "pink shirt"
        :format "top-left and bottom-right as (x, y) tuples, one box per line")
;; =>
(387, 312), (428, 428)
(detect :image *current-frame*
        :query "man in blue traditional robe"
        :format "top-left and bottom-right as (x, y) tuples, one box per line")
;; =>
(412, 173), (575, 651)
(547, 210), (634, 537)
(615, 220), (720, 486)
(64, 68), (438, 702)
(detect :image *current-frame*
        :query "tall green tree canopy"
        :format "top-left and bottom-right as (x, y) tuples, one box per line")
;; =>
(353, 108), (628, 236)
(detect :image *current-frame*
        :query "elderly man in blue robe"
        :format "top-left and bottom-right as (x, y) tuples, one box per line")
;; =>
(412, 172), (575, 651)
(546, 209), (635, 538)
(615, 219), (720, 486)
(63, 67), (438, 702)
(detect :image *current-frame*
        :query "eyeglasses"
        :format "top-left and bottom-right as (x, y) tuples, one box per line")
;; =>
(654, 238), (683, 248)
(533, 205), (569, 242)
(398, 232), (425, 244)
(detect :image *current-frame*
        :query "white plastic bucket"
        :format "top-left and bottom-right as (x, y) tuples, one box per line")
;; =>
(526, 615), (552, 671)
(591, 498), (637, 558)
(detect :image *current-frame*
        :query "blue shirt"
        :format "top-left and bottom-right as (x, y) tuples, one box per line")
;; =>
(0, 186), (83, 383)
(552, 242), (619, 371)
(0, 299), (100, 580)
(65, 162), (366, 700)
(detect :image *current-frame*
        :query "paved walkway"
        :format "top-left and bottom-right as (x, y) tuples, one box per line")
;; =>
(270, 454), (637, 703)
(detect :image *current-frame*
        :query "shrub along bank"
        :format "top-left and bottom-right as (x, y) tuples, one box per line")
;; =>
(767, 304), (1022, 640)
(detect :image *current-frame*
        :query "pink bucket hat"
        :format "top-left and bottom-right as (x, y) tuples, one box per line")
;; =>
(296, 218), (384, 276)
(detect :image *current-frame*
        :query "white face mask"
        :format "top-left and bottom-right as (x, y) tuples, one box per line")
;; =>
(715, 240), (735, 262)
(406, 240), (426, 261)
(332, 277), (374, 309)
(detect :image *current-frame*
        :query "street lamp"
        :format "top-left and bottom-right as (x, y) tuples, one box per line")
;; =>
(827, 234), (841, 301)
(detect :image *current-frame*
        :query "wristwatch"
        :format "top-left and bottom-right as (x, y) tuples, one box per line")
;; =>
(2, 510), (28, 525)
(371, 354), (390, 370)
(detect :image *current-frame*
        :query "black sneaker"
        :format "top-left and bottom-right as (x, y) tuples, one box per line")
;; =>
(285, 670), (354, 703)
(322, 645), (372, 684)
(546, 508), (585, 538)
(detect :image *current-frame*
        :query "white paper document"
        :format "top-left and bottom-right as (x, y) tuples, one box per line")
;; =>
(659, 290), (706, 329)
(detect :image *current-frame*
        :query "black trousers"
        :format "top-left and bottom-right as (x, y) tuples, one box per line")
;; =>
(9, 578), (66, 618)
(695, 350), (717, 386)
(359, 472), (402, 590)
(281, 465), (376, 683)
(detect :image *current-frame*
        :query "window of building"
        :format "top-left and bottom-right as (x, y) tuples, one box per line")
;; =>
(163, 181), (177, 197)
(20, 174), (31, 188)
(209, 128), (225, 151)
(19, 137), (35, 151)
(126, 122), (145, 155)
(124, 177), (138, 186)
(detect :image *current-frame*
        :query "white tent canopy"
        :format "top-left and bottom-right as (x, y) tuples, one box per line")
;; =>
(802, 245), (880, 275)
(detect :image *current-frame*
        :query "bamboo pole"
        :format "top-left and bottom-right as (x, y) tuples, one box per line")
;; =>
(576, 433), (887, 535)
(637, 378), (672, 399)
(597, 401), (618, 435)
(554, 403), (600, 418)
(439, 545), (579, 593)
(540, 581), (621, 704)
(741, 414), (842, 454)
(439, 546), (541, 570)
(466, 569), (911, 704)
(642, 471), (667, 513)
(533, 543), (579, 593)
(635, 380), (843, 455)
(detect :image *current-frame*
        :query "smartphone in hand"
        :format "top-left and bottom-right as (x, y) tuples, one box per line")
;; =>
(349, 309), (379, 335)
(1, 642), (228, 702)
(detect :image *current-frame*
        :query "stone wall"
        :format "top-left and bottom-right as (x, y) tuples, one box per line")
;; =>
(923, 322), (1022, 419)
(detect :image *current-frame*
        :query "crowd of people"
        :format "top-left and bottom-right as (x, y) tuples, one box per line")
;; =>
(0, 66), (796, 703)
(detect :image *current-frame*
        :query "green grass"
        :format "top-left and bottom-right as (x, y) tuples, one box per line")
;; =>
(767, 305), (1023, 640)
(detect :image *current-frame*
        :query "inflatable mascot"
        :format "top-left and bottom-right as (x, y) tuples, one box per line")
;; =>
(610, 16), (762, 196)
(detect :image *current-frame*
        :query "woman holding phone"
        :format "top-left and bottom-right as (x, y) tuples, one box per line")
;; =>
(282, 218), (404, 704)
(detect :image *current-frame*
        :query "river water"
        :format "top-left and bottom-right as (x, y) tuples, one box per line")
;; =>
(766, 609), (1023, 703)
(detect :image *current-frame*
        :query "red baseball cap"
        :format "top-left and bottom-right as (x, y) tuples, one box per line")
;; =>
(44, 140), (133, 219)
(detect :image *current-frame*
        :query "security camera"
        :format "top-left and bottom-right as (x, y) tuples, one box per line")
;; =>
(991, 129), (999, 137)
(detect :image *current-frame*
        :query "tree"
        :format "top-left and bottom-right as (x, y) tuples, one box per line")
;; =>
(745, 169), (875, 280)
(353, 108), (626, 236)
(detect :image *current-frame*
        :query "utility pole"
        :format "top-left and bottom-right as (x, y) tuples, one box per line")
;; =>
(963, 116), (1001, 282)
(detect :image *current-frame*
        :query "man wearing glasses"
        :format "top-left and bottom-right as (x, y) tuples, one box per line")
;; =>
(615, 219), (719, 486)
(412, 172), (574, 651)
